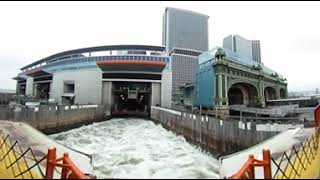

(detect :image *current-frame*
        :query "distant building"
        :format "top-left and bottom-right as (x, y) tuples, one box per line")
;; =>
(162, 7), (209, 107)
(223, 35), (261, 63)
(162, 7), (209, 52)
(288, 89), (320, 98)
(13, 45), (169, 116)
(195, 47), (287, 113)
(251, 40), (261, 63)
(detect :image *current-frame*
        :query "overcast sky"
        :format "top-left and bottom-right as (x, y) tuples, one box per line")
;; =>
(0, 1), (319, 92)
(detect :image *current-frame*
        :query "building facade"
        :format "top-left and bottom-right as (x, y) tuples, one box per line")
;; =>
(162, 7), (209, 52)
(223, 35), (262, 63)
(14, 45), (170, 116)
(169, 48), (202, 103)
(162, 7), (209, 107)
(251, 40), (261, 63)
(196, 47), (287, 112)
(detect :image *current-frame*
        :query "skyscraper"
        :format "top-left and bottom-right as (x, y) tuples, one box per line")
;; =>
(223, 35), (262, 63)
(251, 40), (261, 63)
(162, 7), (209, 106)
(163, 7), (209, 52)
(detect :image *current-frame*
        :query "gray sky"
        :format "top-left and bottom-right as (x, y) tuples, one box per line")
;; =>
(0, 1), (319, 92)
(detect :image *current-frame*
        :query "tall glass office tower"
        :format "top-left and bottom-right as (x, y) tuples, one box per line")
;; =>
(163, 7), (209, 52)
(162, 7), (209, 107)
(223, 35), (262, 63)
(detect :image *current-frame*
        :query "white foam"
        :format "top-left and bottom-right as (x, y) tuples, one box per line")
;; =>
(50, 118), (219, 179)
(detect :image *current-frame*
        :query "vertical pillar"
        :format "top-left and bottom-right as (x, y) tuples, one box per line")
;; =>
(215, 75), (218, 106)
(49, 82), (52, 99)
(61, 153), (69, 179)
(276, 87), (281, 99)
(262, 149), (272, 179)
(16, 83), (20, 95)
(151, 82), (161, 106)
(213, 76), (217, 106)
(45, 148), (57, 179)
(225, 75), (228, 106)
(260, 82), (265, 107)
(26, 76), (34, 97)
(218, 74), (222, 106)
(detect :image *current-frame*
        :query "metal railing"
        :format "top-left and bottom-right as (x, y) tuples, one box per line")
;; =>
(229, 150), (272, 179)
(228, 106), (320, 179)
(271, 128), (319, 179)
(0, 129), (96, 179)
(45, 148), (96, 179)
(0, 130), (46, 179)
(315, 104), (320, 127)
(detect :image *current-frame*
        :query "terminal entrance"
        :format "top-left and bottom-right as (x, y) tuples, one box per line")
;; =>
(112, 82), (151, 116)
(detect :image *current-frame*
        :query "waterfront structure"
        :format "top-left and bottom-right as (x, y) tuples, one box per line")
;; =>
(14, 45), (170, 116)
(13, 7), (288, 115)
(162, 7), (209, 106)
(223, 35), (262, 63)
(196, 47), (287, 113)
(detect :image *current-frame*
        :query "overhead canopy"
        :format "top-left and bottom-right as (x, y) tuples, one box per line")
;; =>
(21, 45), (166, 70)
(25, 69), (52, 77)
(12, 76), (26, 81)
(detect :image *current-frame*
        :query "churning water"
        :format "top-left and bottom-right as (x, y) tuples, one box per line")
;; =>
(50, 118), (219, 179)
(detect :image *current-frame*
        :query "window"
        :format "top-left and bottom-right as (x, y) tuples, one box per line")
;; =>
(63, 81), (75, 94)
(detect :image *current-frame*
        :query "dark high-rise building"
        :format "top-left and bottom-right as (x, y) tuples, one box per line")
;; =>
(162, 7), (209, 106)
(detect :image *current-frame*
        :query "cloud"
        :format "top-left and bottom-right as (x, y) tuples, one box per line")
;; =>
(0, 2), (319, 92)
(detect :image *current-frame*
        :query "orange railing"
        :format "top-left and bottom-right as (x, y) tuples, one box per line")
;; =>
(45, 148), (96, 179)
(315, 104), (320, 127)
(229, 149), (272, 179)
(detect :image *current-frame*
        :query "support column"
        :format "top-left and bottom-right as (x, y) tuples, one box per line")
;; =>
(276, 87), (281, 99)
(26, 76), (34, 97)
(225, 75), (228, 106)
(218, 74), (222, 106)
(214, 75), (219, 106)
(16, 83), (20, 95)
(259, 82), (265, 107)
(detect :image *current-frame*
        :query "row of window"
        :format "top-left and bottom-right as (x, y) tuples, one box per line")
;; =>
(44, 55), (170, 68)
(172, 48), (202, 56)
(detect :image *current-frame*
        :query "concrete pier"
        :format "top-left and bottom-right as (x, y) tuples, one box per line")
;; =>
(0, 104), (111, 134)
(150, 106), (303, 156)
